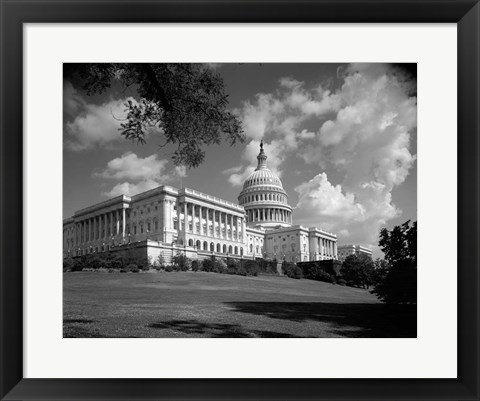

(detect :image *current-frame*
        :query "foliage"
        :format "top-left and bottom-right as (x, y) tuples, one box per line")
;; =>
(371, 258), (390, 287)
(63, 257), (76, 272)
(373, 220), (417, 304)
(127, 264), (140, 273)
(201, 258), (215, 272)
(257, 259), (278, 274)
(191, 260), (200, 272)
(68, 63), (245, 168)
(172, 253), (191, 271)
(340, 253), (375, 288)
(243, 260), (259, 276)
(282, 262), (303, 279)
(379, 220), (417, 266)
(298, 261), (337, 283)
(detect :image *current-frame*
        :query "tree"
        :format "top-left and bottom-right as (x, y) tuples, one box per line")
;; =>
(373, 220), (417, 304)
(66, 63), (244, 168)
(371, 258), (390, 287)
(340, 253), (374, 288)
(379, 220), (416, 265)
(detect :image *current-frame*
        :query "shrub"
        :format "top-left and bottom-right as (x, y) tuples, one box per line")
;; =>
(340, 254), (374, 288)
(63, 258), (76, 272)
(156, 253), (167, 270)
(202, 258), (215, 272)
(191, 260), (200, 271)
(164, 264), (174, 272)
(244, 260), (259, 276)
(127, 264), (139, 273)
(315, 270), (335, 283)
(337, 278), (347, 286)
(172, 253), (191, 271)
(282, 262), (302, 279)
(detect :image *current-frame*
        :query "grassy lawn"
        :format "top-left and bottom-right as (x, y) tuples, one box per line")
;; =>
(63, 271), (416, 338)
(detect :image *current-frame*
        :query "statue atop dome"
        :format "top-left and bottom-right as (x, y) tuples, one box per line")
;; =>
(256, 140), (268, 171)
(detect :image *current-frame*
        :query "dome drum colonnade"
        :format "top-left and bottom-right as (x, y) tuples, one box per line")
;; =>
(238, 140), (293, 228)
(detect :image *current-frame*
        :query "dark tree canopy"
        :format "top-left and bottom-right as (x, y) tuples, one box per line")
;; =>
(379, 220), (417, 266)
(340, 253), (374, 288)
(67, 63), (245, 168)
(373, 220), (417, 304)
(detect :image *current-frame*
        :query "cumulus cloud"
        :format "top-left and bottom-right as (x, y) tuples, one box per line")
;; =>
(294, 173), (400, 245)
(63, 81), (138, 151)
(227, 63), (416, 248)
(295, 64), (416, 247)
(96, 152), (169, 181)
(97, 152), (187, 197)
(225, 75), (341, 185)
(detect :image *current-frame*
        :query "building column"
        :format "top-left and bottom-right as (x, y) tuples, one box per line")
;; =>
(183, 202), (188, 232)
(103, 213), (107, 239)
(206, 208), (211, 237)
(122, 208), (126, 240)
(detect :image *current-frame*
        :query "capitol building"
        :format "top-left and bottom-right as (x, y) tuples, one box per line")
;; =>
(63, 142), (338, 263)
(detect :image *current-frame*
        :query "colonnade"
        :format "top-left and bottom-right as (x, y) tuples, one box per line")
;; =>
(179, 202), (244, 241)
(246, 207), (292, 224)
(74, 208), (126, 246)
(318, 237), (337, 259)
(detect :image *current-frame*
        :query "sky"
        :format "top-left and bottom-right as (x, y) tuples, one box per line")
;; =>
(63, 63), (417, 257)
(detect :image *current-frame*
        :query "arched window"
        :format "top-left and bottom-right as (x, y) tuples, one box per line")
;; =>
(203, 241), (208, 250)
(249, 244), (253, 252)
(223, 244), (227, 253)
(240, 247), (243, 256)
(196, 240), (201, 249)
(228, 245), (233, 253)
(256, 245), (259, 253)
(216, 243), (221, 252)
(210, 242), (215, 251)
(234, 246), (238, 255)
(188, 239), (193, 246)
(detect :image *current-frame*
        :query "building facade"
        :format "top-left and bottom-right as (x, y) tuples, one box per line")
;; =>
(337, 244), (373, 261)
(63, 142), (338, 263)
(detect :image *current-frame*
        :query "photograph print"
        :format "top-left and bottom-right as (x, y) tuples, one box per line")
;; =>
(63, 63), (417, 338)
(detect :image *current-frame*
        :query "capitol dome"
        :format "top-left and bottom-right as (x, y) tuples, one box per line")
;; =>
(238, 141), (292, 229)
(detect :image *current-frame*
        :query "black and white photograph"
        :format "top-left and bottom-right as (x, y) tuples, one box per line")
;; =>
(63, 63), (417, 338)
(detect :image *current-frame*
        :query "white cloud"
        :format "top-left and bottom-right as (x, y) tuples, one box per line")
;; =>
(222, 165), (244, 175)
(97, 152), (186, 197)
(226, 75), (341, 186)
(104, 179), (160, 198)
(294, 173), (400, 247)
(229, 63), (416, 248)
(293, 64), (416, 247)
(63, 81), (138, 151)
(96, 152), (169, 181)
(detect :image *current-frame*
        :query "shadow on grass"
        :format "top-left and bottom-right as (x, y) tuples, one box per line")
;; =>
(224, 302), (417, 338)
(148, 320), (298, 338)
(64, 318), (95, 324)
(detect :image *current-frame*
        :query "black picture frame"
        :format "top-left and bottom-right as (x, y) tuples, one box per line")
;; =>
(1, 1), (479, 400)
